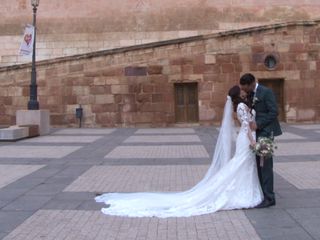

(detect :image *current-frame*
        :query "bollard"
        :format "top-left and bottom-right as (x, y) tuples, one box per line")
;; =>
(75, 105), (83, 128)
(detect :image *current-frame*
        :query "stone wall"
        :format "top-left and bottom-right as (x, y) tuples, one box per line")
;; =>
(0, 21), (319, 127)
(0, 30), (218, 67)
(2, 0), (320, 66)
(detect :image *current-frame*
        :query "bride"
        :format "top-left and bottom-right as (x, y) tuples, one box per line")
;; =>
(95, 85), (263, 218)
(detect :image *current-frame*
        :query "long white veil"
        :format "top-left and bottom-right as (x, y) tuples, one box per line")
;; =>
(194, 96), (236, 182)
(95, 96), (237, 217)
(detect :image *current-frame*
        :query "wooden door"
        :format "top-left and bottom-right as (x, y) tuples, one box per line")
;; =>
(258, 79), (285, 121)
(174, 83), (199, 123)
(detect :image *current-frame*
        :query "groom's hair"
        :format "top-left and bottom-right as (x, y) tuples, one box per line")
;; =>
(240, 73), (255, 85)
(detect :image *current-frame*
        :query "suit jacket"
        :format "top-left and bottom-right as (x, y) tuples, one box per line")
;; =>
(254, 85), (282, 137)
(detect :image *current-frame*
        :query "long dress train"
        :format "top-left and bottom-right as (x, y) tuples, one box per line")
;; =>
(95, 99), (263, 218)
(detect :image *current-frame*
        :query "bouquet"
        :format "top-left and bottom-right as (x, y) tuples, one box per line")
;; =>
(250, 135), (277, 167)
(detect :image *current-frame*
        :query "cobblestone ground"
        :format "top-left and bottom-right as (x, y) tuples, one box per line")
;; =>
(0, 124), (319, 240)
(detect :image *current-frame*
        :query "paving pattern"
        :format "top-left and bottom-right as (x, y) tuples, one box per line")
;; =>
(0, 124), (319, 240)
(274, 161), (320, 189)
(275, 142), (320, 156)
(64, 165), (208, 192)
(292, 125), (320, 130)
(21, 136), (103, 143)
(275, 132), (306, 140)
(135, 128), (196, 134)
(105, 145), (210, 159)
(3, 210), (260, 240)
(123, 135), (201, 143)
(0, 165), (44, 189)
(0, 146), (82, 158)
(52, 128), (116, 135)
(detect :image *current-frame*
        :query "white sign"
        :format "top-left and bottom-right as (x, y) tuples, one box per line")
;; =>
(19, 24), (35, 56)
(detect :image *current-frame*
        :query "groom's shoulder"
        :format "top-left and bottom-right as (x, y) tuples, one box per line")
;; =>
(258, 84), (268, 91)
(258, 84), (273, 94)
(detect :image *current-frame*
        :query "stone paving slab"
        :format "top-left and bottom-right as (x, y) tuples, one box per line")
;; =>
(274, 161), (320, 189)
(275, 132), (306, 140)
(291, 124), (320, 130)
(124, 135), (201, 143)
(0, 211), (34, 235)
(245, 208), (315, 240)
(135, 128), (196, 134)
(0, 125), (319, 240)
(52, 128), (116, 135)
(64, 165), (208, 192)
(2, 210), (260, 240)
(0, 146), (82, 159)
(286, 208), (320, 239)
(105, 145), (210, 159)
(0, 165), (44, 189)
(275, 142), (320, 156)
(101, 158), (213, 166)
(20, 135), (102, 143)
(3, 196), (52, 211)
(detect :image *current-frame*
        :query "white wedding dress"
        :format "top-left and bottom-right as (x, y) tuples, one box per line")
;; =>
(95, 98), (263, 218)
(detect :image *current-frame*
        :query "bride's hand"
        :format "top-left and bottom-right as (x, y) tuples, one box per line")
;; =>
(250, 141), (256, 148)
(249, 121), (257, 131)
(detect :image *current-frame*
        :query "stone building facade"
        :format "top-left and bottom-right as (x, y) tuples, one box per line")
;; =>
(0, 20), (320, 127)
(2, 0), (320, 66)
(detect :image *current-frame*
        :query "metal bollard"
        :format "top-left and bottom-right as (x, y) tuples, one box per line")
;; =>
(75, 105), (83, 128)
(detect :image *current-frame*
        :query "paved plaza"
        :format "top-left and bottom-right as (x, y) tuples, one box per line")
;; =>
(0, 124), (319, 240)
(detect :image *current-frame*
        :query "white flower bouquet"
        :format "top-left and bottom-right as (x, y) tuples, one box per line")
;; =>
(250, 135), (277, 167)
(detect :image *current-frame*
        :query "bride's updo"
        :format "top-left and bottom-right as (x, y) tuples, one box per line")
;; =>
(228, 85), (247, 112)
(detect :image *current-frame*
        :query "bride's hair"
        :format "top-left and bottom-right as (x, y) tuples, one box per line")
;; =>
(228, 85), (250, 112)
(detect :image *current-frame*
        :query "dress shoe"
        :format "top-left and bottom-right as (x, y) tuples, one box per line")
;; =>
(255, 199), (276, 208)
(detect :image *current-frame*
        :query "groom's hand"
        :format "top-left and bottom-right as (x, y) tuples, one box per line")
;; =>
(250, 121), (257, 131)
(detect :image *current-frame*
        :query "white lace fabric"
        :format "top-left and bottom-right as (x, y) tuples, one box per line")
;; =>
(237, 102), (255, 134)
(95, 99), (263, 218)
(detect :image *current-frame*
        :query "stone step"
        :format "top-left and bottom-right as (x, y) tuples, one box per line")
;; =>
(0, 126), (29, 141)
(18, 124), (40, 138)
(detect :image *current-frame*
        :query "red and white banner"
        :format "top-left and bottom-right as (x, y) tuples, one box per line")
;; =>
(19, 24), (34, 56)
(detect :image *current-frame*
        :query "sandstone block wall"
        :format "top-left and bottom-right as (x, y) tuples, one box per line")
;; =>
(2, 0), (320, 66)
(0, 21), (319, 127)
(0, 30), (218, 67)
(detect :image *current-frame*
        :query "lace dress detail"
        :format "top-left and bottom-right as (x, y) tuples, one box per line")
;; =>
(237, 103), (256, 139)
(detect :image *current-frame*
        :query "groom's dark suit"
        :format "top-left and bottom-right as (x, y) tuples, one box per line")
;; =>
(253, 84), (282, 203)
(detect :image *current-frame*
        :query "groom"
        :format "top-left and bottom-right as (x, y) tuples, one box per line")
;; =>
(240, 73), (282, 208)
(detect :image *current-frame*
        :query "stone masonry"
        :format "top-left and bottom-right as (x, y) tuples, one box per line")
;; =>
(2, 0), (320, 66)
(0, 20), (320, 127)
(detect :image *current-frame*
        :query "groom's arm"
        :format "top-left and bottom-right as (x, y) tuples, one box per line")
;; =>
(256, 89), (278, 129)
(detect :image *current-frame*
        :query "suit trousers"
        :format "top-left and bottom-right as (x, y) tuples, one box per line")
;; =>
(256, 155), (275, 202)
(256, 130), (275, 202)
